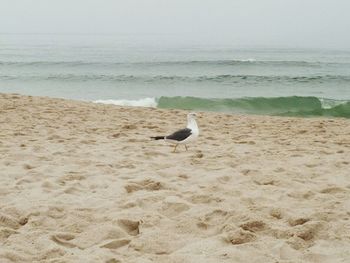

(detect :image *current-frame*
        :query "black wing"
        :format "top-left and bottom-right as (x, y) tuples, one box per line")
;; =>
(166, 128), (192, 141)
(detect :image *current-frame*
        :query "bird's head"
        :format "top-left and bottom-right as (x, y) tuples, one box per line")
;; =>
(187, 112), (198, 123)
(187, 112), (197, 118)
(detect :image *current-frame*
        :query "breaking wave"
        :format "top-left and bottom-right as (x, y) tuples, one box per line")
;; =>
(93, 96), (350, 118)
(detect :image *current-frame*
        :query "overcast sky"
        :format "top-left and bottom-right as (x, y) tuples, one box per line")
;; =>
(1, 0), (350, 48)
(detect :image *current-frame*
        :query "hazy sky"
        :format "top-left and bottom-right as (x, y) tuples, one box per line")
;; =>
(1, 0), (350, 48)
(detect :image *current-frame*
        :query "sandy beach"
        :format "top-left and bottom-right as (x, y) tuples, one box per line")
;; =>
(0, 93), (349, 262)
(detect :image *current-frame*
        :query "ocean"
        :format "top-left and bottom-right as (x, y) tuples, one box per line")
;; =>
(1, 34), (350, 118)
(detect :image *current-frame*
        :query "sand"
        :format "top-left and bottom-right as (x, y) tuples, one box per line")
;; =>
(0, 93), (350, 263)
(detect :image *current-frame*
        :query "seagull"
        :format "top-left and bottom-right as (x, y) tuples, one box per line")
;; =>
(151, 112), (199, 153)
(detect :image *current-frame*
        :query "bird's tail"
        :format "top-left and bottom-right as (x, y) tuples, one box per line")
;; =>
(150, 136), (165, 140)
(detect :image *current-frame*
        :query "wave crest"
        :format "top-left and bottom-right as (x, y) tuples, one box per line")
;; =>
(94, 98), (157, 107)
(92, 96), (350, 118)
(2, 74), (349, 84)
(157, 96), (350, 118)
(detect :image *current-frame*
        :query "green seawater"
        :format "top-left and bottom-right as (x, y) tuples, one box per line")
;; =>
(157, 96), (350, 118)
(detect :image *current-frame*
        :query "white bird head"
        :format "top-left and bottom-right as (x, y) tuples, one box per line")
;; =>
(187, 112), (197, 119)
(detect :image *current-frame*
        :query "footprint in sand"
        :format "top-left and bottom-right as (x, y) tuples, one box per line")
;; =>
(117, 219), (140, 236)
(50, 233), (77, 248)
(100, 239), (131, 249)
(60, 172), (86, 182)
(201, 209), (230, 226)
(51, 225), (131, 249)
(0, 228), (18, 241)
(290, 221), (324, 242)
(188, 194), (223, 204)
(129, 231), (185, 255)
(159, 196), (191, 217)
(288, 217), (310, 227)
(223, 226), (256, 245)
(253, 175), (278, 186)
(240, 220), (266, 232)
(0, 212), (28, 230)
(320, 186), (347, 194)
(0, 250), (27, 262)
(23, 164), (35, 170)
(35, 248), (66, 262)
(124, 179), (164, 193)
(269, 208), (284, 219)
(220, 214), (268, 245)
(63, 186), (83, 194)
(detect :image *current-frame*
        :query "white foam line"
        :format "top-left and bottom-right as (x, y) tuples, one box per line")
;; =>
(93, 97), (158, 107)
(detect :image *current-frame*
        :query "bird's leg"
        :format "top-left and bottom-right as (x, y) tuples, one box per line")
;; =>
(185, 145), (188, 151)
(173, 144), (178, 153)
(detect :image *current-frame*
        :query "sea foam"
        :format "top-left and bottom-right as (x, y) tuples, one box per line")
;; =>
(93, 98), (157, 107)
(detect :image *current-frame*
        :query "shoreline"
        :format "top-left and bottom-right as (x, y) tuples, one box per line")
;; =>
(1, 93), (350, 262)
(2, 92), (350, 120)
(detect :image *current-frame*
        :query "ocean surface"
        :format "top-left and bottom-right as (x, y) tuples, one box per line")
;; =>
(1, 34), (350, 118)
